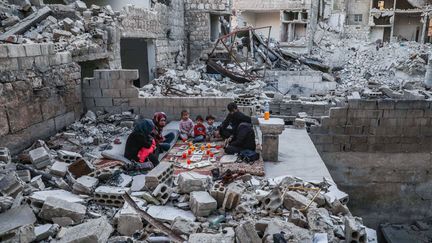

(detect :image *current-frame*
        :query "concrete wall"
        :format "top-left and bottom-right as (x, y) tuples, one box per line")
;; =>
(345, 0), (370, 26)
(270, 100), (335, 117)
(0, 44), (82, 154)
(83, 69), (233, 121)
(264, 70), (336, 96)
(119, 1), (185, 68)
(240, 12), (281, 40)
(184, 0), (231, 62)
(393, 13), (422, 41)
(309, 99), (432, 228)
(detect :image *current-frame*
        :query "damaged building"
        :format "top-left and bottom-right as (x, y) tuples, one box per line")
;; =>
(1, 0), (432, 242)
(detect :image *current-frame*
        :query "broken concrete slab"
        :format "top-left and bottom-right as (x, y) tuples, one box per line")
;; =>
(34, 224), (59, 242)
(28, 147), (52, 169)
(171, 216), (199, 236)
(117, 202), (143, 236)
(264, 219), (312, 243)
(50, 161), (69, 177)
(131, 174), (146, 191)
(72, 176), (98, 195)
(0, 204), (36, 236)
(283, 191), (315, 210)
(39, 197), (86, 224)
(1, 224), (35, 243)
(189, 227), (235, 243)
(190, 191), (217, 217)
(222, 181), (245, 210)
(29, 189), (85, 208)
(177, 171), (211, 193)
(0, 172), (23, 197)
(146, 205), (196, 223)
(53, 217), (113, 243)
(235, 221), (261, 243)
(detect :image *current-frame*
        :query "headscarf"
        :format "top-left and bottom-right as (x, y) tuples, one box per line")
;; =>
(133, 119), (155, 138)
(152, 112), (167, 143)
(153, 112), (167, 128)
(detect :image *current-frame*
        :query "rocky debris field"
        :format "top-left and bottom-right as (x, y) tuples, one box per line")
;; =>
(0, 111), (378, 243)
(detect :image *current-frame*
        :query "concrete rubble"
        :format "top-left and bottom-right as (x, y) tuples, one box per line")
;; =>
(0, 107), (378, 243)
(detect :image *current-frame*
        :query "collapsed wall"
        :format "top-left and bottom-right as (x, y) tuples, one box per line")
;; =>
(0, 44), (82, 154)
(184, 0), (231, 62)
(309, 99), (432, 228)
(82, 69), (233, 120)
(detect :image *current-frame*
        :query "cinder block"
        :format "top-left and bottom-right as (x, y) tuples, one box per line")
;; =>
(94, 98), (113, 107)
(128, 98), (146, 107)
(7, 45), (26, 58)
(0, 45), (8, 58)
(190, 191), (217, 217)
(145, 162), (173, 190)
(222, 181), (245, 210)
(102, 89), (121, 98)
(120, 69), (139, 81)
(18, 57), (35, 70)
(120, 88), (138, 98)
(24, 44), (41, 57)
(94, 186), (130, 207)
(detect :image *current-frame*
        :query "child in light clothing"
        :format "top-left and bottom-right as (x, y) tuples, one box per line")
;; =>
(193, 116), (206, 143)
(206, 115), (217, 141)
(179, 110), (193, 141)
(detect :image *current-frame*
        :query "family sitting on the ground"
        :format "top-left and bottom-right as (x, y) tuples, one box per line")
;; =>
(124, 102), (256, 169)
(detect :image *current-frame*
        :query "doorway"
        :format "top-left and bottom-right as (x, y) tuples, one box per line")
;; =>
(120, 38), (156, 88)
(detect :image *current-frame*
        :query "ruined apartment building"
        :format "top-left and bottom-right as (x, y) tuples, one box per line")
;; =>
(345, 0), (432, 42)
(233, 0), (319, 53)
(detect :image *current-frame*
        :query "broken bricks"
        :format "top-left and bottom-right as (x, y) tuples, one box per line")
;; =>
(54, 217), (113, 243)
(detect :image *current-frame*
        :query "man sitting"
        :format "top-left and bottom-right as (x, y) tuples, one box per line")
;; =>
(224, 122), (256, 155)
(218, 102), (251, 139)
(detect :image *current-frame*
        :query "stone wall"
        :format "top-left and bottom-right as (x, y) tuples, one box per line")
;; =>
(184, 0), (231, 62)
(119, 1), (186, 68)
(0, 44), (82, 154)
(309, 99), (432, 228)
(83, 69), (233, 120)
(343, 25), (370, 41)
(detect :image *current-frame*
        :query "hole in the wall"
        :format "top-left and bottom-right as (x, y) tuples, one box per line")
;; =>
(210, 14), (230, 42)
(120, 38), (156, 88)
(79, 59), (109, 80)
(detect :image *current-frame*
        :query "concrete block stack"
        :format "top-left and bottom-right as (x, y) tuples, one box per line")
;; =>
(0, 147), (11, 163)
(310, 99), (432, 153)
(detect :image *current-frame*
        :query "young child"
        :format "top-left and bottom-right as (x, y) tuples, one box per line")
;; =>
(193, 115), (206, 143)
(206, 115), (217, 140)
(179, 110), (194, 141)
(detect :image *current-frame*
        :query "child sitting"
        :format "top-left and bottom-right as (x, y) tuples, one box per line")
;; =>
(193, 115), (206, 143)
(179, 110), (193, 141)
(206, 115), (217, 140)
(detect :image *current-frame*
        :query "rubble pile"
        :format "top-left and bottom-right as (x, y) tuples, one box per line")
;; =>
(0, 110), (377, 242)
(313, 31), (432, 95)
(0, 0), (121, 58)
(140, 66), (266, 97)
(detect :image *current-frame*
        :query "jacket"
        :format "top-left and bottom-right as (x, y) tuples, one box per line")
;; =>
(220, 111), (251, 135)
(194, 124), (206, 137)
(230, 122), (256, 151)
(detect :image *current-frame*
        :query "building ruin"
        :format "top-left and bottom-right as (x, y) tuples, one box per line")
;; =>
(0, 0), (432, 242)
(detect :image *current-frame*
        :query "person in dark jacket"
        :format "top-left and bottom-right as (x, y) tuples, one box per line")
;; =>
(225, 122), (256, 154)
(152, 112), (175, 151)
(218, 102), (252, 139)
(124, 119), (160, 168)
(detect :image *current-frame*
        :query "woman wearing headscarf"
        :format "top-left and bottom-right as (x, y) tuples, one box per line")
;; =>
(124, 119), (159, 169)
(152, 112), (175, 152)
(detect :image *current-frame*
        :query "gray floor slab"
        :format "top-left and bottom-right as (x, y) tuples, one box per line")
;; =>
(262, 126), (334, 183)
